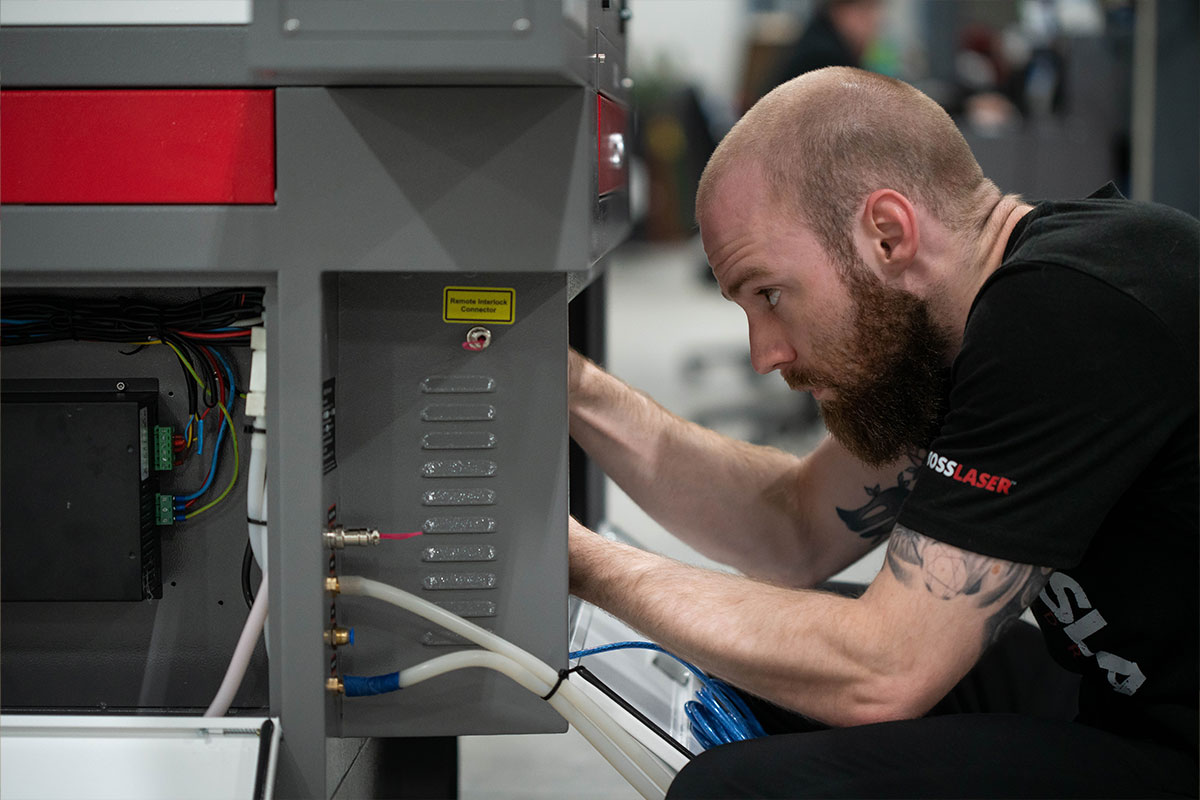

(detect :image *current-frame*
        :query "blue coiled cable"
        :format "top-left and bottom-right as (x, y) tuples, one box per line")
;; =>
(568, 641), (765, 750)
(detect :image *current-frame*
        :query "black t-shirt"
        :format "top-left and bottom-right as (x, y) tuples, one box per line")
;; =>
(896, 185), (1199, 756)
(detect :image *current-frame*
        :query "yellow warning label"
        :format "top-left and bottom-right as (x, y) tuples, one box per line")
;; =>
(443, 286), (516, 325)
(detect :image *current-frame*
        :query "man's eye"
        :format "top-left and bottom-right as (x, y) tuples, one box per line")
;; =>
(760, 288), (781, 307)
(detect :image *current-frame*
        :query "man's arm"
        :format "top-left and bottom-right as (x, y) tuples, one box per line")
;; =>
(568, 349), (918, 587)
(570, 518), (1051, 727)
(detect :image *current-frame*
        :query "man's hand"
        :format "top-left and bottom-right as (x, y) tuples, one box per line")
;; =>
(566, 348), (917, 587)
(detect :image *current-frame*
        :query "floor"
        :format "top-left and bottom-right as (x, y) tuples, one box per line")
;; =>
(458, 238), (885, 799)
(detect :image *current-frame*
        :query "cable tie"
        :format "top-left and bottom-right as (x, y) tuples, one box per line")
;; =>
(243, 425), (267, 435)
(247, 516), (268, 527)
(540, 666), (578, 701)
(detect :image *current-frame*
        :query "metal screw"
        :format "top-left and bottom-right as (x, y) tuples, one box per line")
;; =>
(512, 17), (532, 33)
(283, 17), (300, 33)
(115, 381), (126, 391)
(621, 77), (635, 90)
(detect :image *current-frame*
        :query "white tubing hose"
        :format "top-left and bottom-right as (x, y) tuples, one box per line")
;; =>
(336, 576), (674, 795)
(395, 651), (665, 800)
(246, 452), (268, 658)
(205, 573), (269, 717)
(246, 415), (268, 573)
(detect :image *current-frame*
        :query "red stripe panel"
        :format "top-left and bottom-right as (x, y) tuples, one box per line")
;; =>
(1, 90), (275, 204)
(597, 94), (628, 197)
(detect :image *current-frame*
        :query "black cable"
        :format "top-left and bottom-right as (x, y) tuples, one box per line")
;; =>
(160, 332), (201, 416)
(1, 288), (265, 347)
(574, 665), (696, 761)
(172, 334), (219, 410)
(241, 539), (257, 609)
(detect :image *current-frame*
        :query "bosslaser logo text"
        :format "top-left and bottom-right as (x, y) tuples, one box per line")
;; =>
(926, 451), (1016, 495)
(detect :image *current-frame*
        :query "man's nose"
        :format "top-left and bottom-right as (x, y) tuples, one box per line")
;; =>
(748, 317), (796, 374)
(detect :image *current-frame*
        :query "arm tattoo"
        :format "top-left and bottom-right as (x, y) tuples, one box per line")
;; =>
(886, 524), (1052, 648)
(835, 451), (923, 545)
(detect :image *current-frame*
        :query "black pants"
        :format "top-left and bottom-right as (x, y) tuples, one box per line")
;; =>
(668, 618), (1197, 799)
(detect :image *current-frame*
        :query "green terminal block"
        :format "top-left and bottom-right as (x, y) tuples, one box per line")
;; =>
(153, 426), (174, 471)
(155, 494), (175, 526)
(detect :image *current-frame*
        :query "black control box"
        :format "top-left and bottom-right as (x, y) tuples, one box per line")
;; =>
(1, 378), (162, 601)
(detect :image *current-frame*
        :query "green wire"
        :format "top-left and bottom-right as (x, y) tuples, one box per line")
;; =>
(155, 340), (241, 520)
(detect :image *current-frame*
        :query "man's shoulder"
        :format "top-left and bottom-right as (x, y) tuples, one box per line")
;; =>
(979, 198), (1199, 369)
(1009, 193), (1198, 263)
(1000, 192), (1199, 302)
(961, 263), (1196, 401)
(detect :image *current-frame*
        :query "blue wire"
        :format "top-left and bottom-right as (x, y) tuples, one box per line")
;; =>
(174, 347), (235, 505)
(569, 640), (766, 750)
(176, 415), (226, 505)
(207, 346), (237, 401)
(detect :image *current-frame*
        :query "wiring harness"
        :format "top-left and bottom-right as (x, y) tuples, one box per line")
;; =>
(2, 289), (265, 523)
(2, 290), (272, 716)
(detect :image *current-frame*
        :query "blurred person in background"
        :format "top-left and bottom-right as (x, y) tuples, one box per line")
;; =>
(773, 0), (885, 83)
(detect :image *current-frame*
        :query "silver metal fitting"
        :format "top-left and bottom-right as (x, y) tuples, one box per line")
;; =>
(463, 326), (492, 351)
(323, 526), (380, 549)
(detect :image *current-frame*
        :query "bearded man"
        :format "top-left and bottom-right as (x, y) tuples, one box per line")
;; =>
(567, 67), (1197, 797)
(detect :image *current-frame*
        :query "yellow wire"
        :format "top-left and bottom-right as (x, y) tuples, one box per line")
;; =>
(136, 338), (194, 446)
(184, 400), (239, 520)
(152, 339), (241, 520)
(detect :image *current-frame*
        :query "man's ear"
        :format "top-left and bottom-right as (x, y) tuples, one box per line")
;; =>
(861, 189), (918, 280)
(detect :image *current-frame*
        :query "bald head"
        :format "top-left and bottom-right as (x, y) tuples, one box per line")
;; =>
(698, 67), (998, 272)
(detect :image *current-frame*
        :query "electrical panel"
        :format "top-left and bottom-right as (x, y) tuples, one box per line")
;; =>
(331, 272), (567, 737)
(0, 292), (269, 713)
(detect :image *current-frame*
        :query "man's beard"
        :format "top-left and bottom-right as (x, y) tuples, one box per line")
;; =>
(784, 265), (952, 468)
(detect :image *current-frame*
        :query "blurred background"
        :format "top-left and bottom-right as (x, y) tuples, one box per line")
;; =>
(460, 2), (1198, 796)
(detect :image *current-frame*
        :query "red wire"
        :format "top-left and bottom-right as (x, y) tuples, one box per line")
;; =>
(380, 532), (423, 540)
(187, 346), (228, 509)
(176, 331), (251, 340)
(198, 346), (227, 406)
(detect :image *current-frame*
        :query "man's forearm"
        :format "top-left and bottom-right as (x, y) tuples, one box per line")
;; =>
(569, 351), (821, 584)
(569, 525), (910, 727)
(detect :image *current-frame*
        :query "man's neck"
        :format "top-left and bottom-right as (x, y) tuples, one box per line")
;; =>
(936, 195), (1035, 351)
